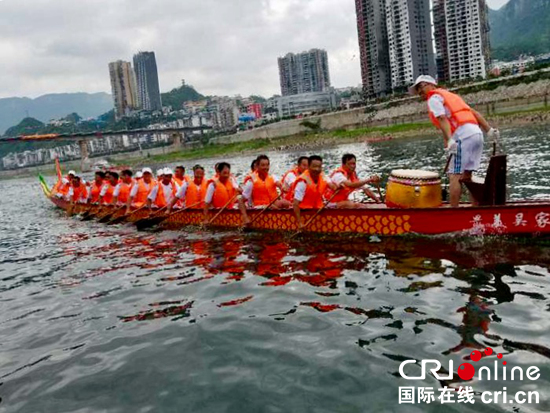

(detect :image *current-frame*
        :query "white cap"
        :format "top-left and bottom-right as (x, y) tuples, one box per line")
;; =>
(68, 170), (76, 176)
(163, 168), (173, 176)
(156, 169), (164, 177)
(135, 171), (143, 178)
(142, 167), (153, 175)
(409, 75), (437, 95)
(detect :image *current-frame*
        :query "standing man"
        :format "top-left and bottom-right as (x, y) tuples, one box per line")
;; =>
(410, 75), (499, 207)
(329, 154), (381, 208)
(293, 156), (340, 229)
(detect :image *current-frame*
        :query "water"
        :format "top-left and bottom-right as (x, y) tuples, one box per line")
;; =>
(0, 126), (549, 412)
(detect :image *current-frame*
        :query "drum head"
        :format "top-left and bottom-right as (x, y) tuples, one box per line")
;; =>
(390, 169), (440, 180)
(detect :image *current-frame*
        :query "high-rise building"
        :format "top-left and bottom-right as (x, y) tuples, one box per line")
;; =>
(108, 61), (139, 119)
(278, 49), (331, 96)
(355, 0), (392, 98)
(133, 51), (162, 112)
(385, 0), (436, 91)
(433, 0), (491, 82)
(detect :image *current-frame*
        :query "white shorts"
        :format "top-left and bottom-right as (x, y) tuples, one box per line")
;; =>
(450, 133), (484, 174)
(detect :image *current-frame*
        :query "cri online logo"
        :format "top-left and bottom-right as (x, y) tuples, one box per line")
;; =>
(399, 347), (541, 382)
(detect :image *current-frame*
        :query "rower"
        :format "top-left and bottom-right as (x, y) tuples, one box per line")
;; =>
(328, 154), (381, 208)
(113, 169), (134, 206)
(89, 171), (106, 204)
(55, 170), (76, 198)
(242, 155), (291, 212)
(282, 156), (309, 201)
(135, 171), (143, 181)
(67, 175), (88, 204)
(127, 167), (155, 212)
(293, 155), (340, 229)
(174, 166), (189, 187)
(243, 159), (258, 185)
(168, 165), (207, 212)
(147, 168), (178, 210)
(204, 162), (247, 223)
(98, 171), (119, 205)
(410, 75), (499, 207)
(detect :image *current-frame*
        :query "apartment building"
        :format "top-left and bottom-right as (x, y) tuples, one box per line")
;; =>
(433, 0), (491, 82)
(133, 52), (163, 112)
(108, 61), (140, 120)
(278, 49), (331, 96)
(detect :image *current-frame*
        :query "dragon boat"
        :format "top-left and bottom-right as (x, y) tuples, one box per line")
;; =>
(43, 154), (550, 237)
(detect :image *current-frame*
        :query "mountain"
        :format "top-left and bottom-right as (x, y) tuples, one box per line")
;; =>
(490, 0), (550, 61)
(0, 92), (112, 135)
(4, 117), (45, 137)
(160, 84), (204, 110)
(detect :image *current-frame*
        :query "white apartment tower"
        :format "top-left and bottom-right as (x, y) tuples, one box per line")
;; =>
(385, 0), (436, 90)
(433, 0), (491, 82)
(109, 61), (140, 120)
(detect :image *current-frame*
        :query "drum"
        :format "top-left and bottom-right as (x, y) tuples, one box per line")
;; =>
(386, 169), (442, 209)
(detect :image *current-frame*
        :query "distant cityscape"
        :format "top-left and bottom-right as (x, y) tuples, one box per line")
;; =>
(3, 0), (550, 170)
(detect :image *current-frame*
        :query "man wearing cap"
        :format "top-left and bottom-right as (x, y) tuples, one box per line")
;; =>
(127, 168), (155, 211)
(147, 168), (178, 209)
(410, 75), (499, 207)
(55, 170), (77, 198)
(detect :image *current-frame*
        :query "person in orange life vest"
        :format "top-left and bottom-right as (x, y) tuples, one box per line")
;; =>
(410, 75), (499, 207)
(168, 165), (207, 212)
(242, 154), (291, 210)
(282, 156), (309, 201)
(173, 165), (190, 187)
(135, 171), (143, 181)
(113, 169), (134, 206)
(328, 154), (381, 208)
(243, 159), (258, 186)
(147, 168), (178, 210)
(203, 162), (247, 223)
(98, 171), (119, 205)
(89, 171), (106, 204)
(54, 170), (76, 198)
(66, 175), (88, 204)
(293, 155), (340, 229)
(127, 167), (155, 212)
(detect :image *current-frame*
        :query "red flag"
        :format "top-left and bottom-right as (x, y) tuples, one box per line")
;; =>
(55, 158), (62, 182)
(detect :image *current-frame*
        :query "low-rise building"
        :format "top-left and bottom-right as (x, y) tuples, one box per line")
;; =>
(275, 90), (339, 118)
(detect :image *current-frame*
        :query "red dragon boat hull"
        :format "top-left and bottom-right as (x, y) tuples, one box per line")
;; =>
(48, 196), (550, 237)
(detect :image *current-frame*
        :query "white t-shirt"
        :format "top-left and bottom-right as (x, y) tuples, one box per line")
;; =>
(331, 172), (347, 186)
(99, 183), (110, 197)
(294, 181), (307, 202)
(113, 183), (122, 197)
(148, 183), (176, 205)
(205, 179), (239, 204)
(284, 171), (298, 188)
(175, 181), (189, 200)
(428, 95), (483, 140)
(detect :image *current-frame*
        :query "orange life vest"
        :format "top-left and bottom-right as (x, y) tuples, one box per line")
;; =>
(251, 173), (279, 206)
(293, 170), (328, 209)
(117, 180), (134, 204)
(209, 178), (236, 208)
(186, 179), (208, 208)
(427, 88), (478, 134)
(152, 182), (178, 208)
(282, 167), (300, 201)
(173, 176), (190, 186)
(89, 181), (103, 203)
(101, 182), (116, 205)
(326, 167), (358, 203)
(133, 179), (155, 207)
(72, 183), (88, 203)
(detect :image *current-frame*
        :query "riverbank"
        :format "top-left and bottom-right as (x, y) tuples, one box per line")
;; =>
(118, 105), (550, 167)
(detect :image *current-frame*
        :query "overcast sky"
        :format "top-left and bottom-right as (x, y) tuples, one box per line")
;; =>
(0, 0), (509, 99)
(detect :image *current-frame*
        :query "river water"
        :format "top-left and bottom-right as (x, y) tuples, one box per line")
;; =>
(0, 126), (549, 412)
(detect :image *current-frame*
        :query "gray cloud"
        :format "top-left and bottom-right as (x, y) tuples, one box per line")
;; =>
(0, 0), (507, 99)
(0, 0), (361, 99)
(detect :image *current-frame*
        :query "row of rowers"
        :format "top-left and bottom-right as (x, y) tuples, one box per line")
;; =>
(58, 154), (381, 217)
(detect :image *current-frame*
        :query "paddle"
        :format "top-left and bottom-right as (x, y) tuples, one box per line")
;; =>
(108, 205), (147, 225)
(134, 206), (169, 230)
(441, 154), (453, 202)
(290, 188), (341, 239)
(201, 195), (238, 229)
(136, 201), (204, 230)
(240, 194), (282, 232)
(374, 182), (384, 203)
(98, 206), (125, 223)
(81, 205), (103, 221)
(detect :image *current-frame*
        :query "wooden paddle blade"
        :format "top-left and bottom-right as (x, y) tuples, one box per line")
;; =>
(98, 213), (115, 223)
(108, 215), (129, 225)
(135, 216), (167, 230)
